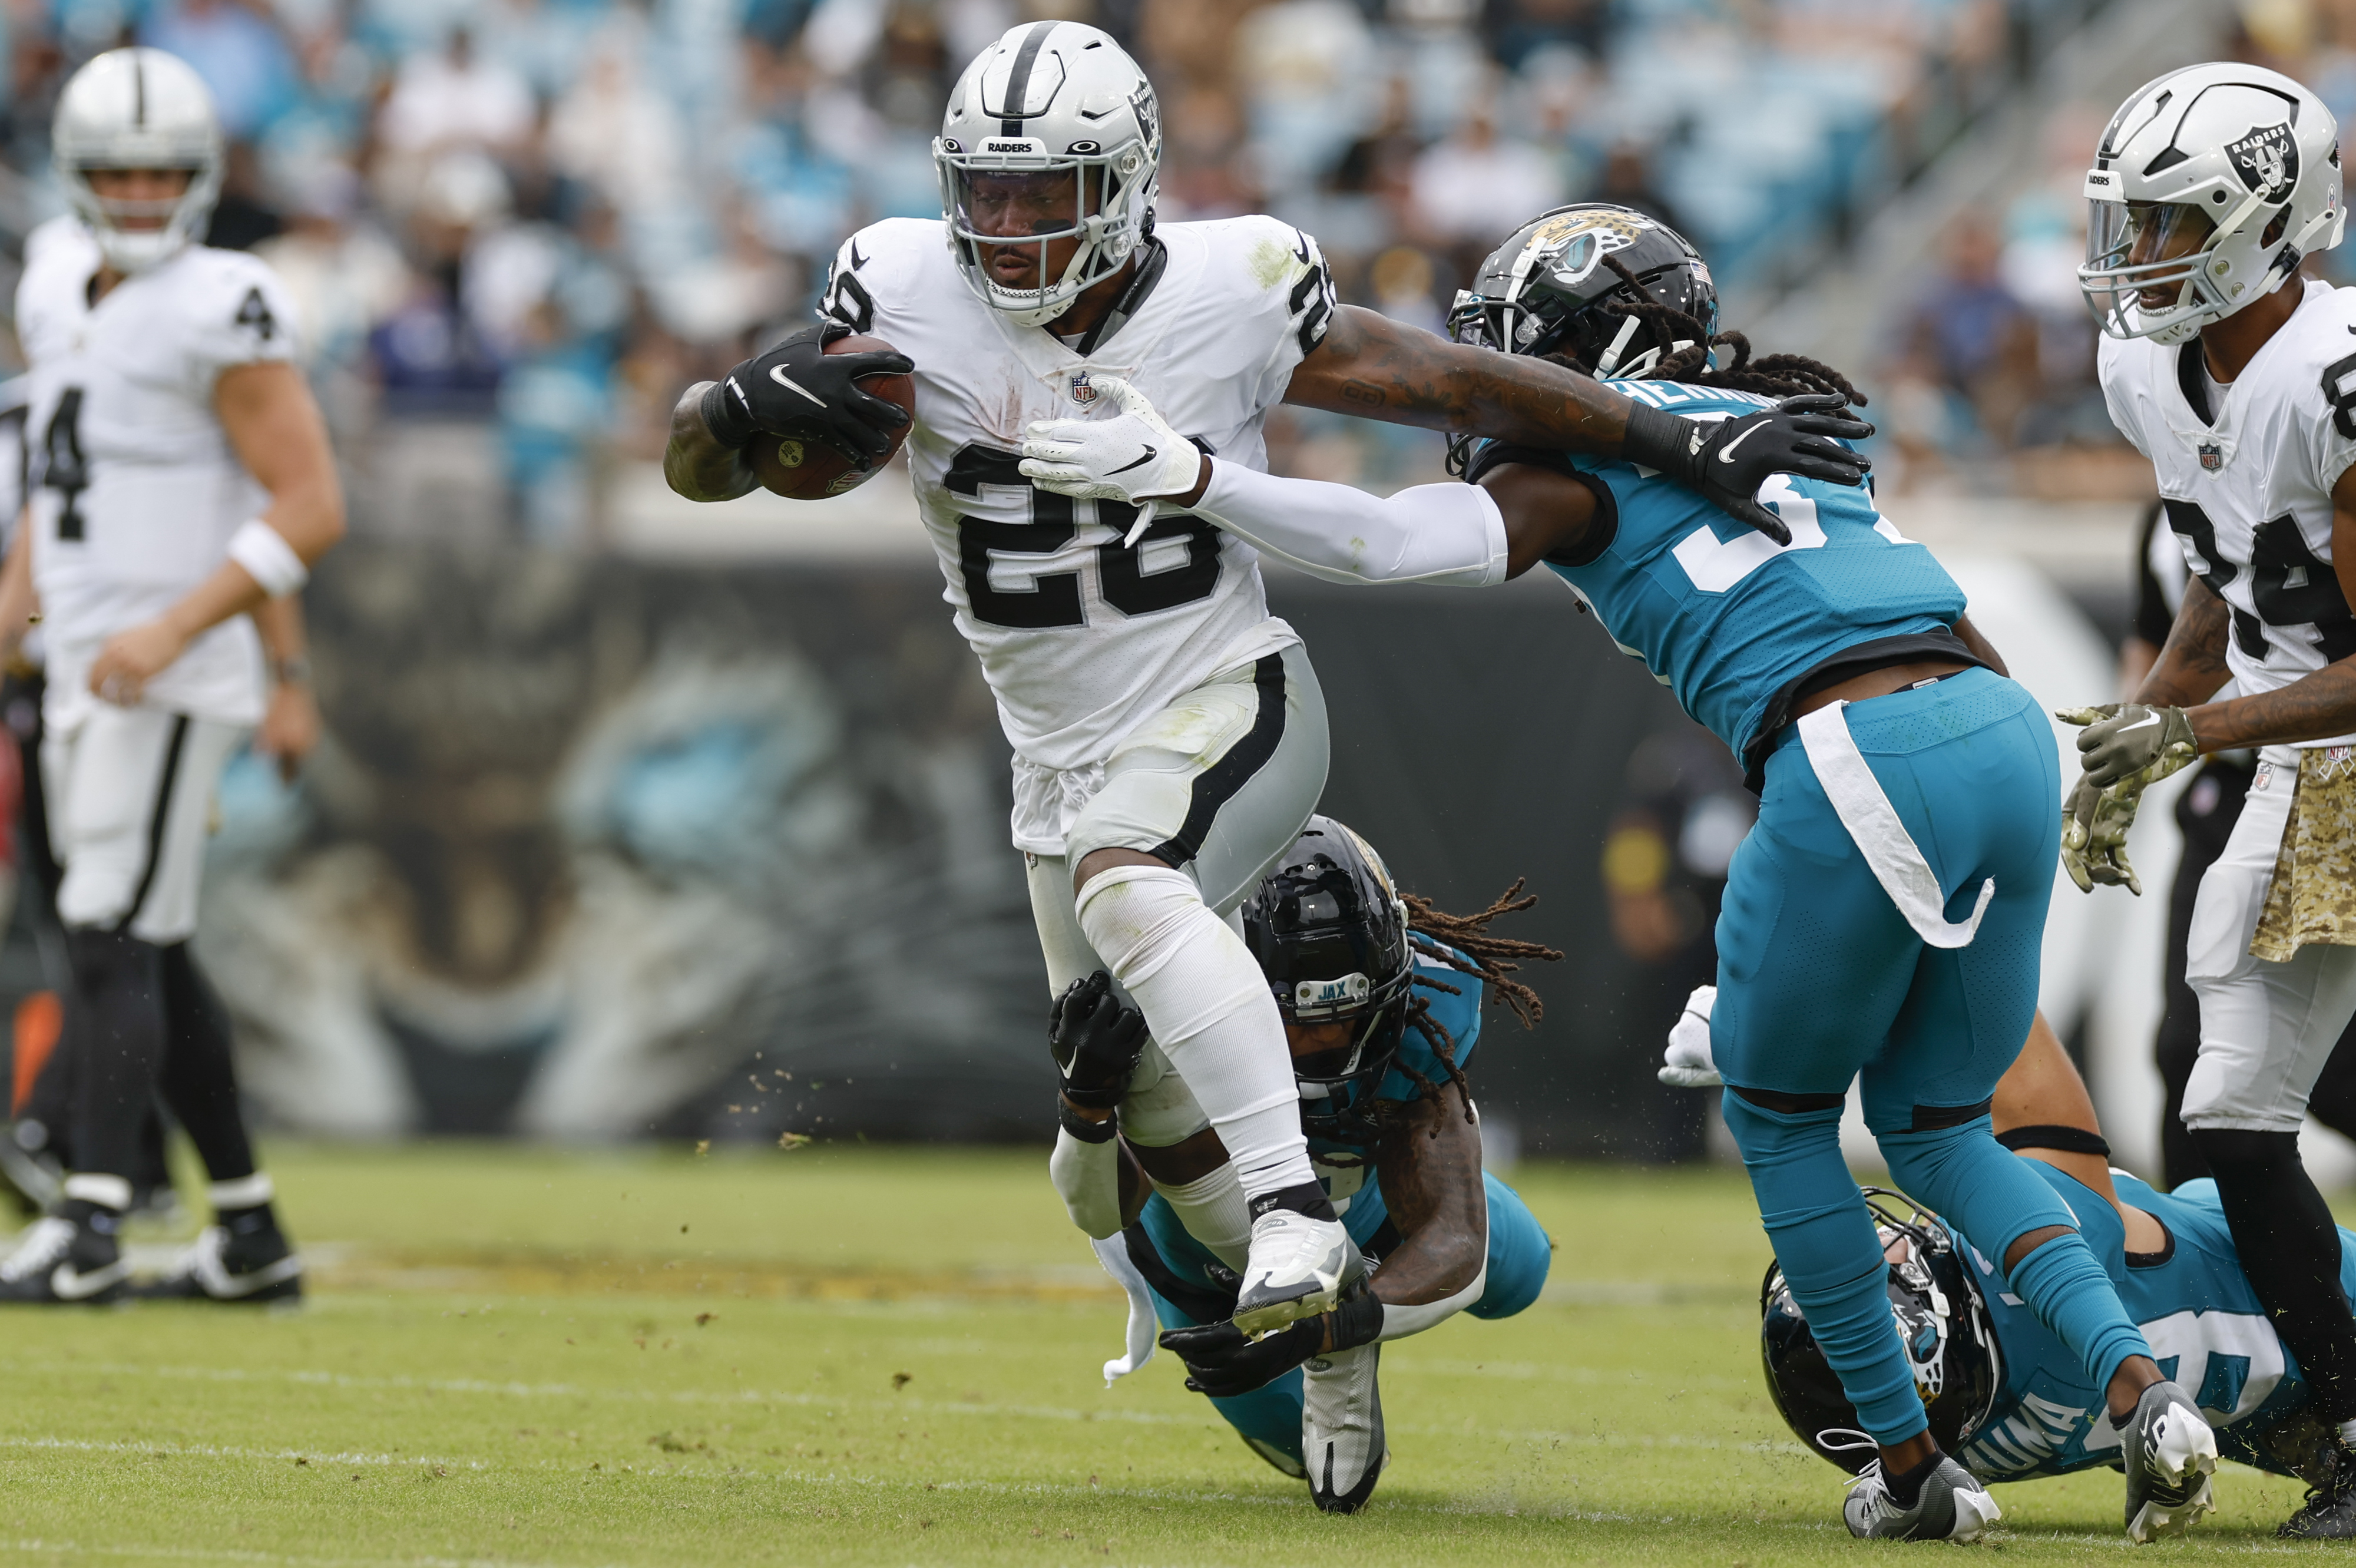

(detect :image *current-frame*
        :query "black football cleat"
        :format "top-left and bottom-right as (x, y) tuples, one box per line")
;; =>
(134, 1222), (303, 1305)
(0, 1212), (128, 1304)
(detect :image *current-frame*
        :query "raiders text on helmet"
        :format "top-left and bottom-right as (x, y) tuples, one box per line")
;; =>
(52, 48), (225, 276)
(1240, 817), (1414, 1146)
(2080, 62), (2344, 344)
(1447, 203), (1719, 377)
(1761, 1190), (2004, 1474)
(934, 21), (1160, 328)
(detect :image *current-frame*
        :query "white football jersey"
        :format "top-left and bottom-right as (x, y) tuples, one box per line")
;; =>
(820, 214), (1337, 852)
(17, 216), (299, 732)
(2100, 279), (2356, 745)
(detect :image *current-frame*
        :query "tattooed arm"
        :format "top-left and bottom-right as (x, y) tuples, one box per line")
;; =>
(1286, 304), (1629, 449)
(1362, 1081), (1489, 1331)
(663, 382), (762, 504)
(2159, 472), (2356, 749)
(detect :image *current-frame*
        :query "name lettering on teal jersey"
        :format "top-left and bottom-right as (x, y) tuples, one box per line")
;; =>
(1950, 1167), (2341, 1483)
(1536, 380), (1965, 759)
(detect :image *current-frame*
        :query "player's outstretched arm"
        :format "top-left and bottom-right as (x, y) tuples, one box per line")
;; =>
(88, 362), (345, 706)
(1284, 305), (1874, 543)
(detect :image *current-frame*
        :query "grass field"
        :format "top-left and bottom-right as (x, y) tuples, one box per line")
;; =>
(0, 1143), (2341, 1566)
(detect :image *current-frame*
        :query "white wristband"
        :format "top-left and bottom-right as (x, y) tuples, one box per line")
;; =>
(227, 519), (308, 598)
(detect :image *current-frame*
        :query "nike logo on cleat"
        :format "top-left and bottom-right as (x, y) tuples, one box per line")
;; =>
(49, 1261), (127, 1300)
(769, 366), (828, 408)
(1108, 446), (1157, 475)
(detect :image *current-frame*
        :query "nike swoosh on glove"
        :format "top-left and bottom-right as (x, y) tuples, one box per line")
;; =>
(2061, 702), (2200, 791)
(1621, 393), (1874, 545)
(1159, 1316), (1325, 1398)
(1019, 375), (1206, 542)
(700, 321), (912, 459)
(1659, 985), (1722, 1087)
(1048, 970), (1148, 1110)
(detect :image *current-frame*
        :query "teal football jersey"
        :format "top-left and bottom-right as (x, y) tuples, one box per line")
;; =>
(1541, 379), (1967, 760)
(1309, 947), (1484, 1250)
(1949, 1164), (2354, 1482)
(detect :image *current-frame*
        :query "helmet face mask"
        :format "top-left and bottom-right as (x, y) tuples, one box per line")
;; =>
(1242, 817), (1415, 1146)
(934, 22), (1160, 329)
(52, 48), (224, 276)
(2079, 64), (2344, 344)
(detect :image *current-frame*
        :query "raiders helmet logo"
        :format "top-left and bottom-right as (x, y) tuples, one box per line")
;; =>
(2228, 123), (2299, 200)
(2199, 441), (2224, 471)
(1068, 370), (1097, 405)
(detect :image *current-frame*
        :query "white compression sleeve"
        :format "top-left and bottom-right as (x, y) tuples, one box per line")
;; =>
(1049, 1127), (1126, 1240)
(1376, 1255), (1488, 1342)
(1194, 461), (1508, 587)
(1076, 864), (1315, 1198)
(1152, 1162), (1253, 1273)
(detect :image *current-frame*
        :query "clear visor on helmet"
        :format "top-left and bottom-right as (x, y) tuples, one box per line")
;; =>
(2082, 199), (2218, 333)
(944, 158), (1124, 297)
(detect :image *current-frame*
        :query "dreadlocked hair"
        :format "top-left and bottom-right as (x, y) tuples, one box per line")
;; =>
(1388, 879), (1563, 1132)
(1558, 253), (1868, 406)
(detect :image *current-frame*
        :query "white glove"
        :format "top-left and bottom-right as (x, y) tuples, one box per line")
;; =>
(1020, 375), (1207, 545)
(1659, 984), (1722, 1087)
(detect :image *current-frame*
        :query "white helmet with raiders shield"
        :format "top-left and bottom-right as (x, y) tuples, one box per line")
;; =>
(2080, 62), (2342, 344)
(934, 19), (1160, 328)
(51, 47), (224, 276)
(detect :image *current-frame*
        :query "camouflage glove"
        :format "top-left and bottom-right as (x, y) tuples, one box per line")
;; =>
(2059, 769), (2153, 895)
(2060, 702), (2200, 790)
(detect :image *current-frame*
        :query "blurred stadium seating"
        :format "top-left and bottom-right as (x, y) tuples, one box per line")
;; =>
(0, 0), (2344, 1159)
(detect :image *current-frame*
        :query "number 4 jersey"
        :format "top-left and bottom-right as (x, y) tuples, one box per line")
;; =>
(2100, 277), (2356, 745)
(819, 214), (1335, 854)
(16, 215), (298, 731)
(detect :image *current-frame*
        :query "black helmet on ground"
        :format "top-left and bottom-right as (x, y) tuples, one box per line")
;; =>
(1239, 816), (1412, 1145)
(1760, 1188), (2004, 1475)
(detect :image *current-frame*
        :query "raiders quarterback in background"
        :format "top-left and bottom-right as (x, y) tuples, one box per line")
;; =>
(2064, 62), (2356, 1536)
(0, 48), (343, 1303)
(664, 18), (1870, 1340)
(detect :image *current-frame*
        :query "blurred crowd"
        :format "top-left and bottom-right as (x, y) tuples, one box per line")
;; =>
(0, 0), (2196, 532)
(1875, 0), (2356, 497)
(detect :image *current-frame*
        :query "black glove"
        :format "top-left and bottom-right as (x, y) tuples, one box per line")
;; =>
(1048, 971), (1148, 1110)
(1160, 1316), (1323, 1397)
(1159, 1281), (1383, 1397)
(1622, 393), (1874, 546)
(699, 320), (913, 459)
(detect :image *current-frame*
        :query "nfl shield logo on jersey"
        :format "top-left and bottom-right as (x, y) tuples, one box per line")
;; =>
(2199, 442), (2224, 471)
(1069, 371), (1097, 406)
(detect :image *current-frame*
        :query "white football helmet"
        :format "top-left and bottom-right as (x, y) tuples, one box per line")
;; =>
(2079, 62), (2343, 344)
(51, 48), (225, 276)
(934, 20), (1160, 328)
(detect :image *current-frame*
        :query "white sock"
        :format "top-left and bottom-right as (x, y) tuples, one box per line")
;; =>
(1076, 863), (1314, 1199)
(1151, 1162), (1253, 1273)
(209, 1173), (274, 1211)
(63, 1173), (130, 1210)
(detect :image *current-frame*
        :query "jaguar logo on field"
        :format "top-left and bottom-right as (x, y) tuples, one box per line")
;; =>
(2228, 123), (2299, 201)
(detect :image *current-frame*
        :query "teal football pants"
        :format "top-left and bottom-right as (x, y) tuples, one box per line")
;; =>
(1135, 1170), (1551, 1466)
(1713, 669), (2149, 1445)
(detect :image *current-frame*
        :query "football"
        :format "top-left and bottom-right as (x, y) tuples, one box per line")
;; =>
(747, 333), (917, 499)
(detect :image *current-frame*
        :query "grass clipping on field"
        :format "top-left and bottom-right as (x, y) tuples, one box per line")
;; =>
(2, 1141), (2327, 1564)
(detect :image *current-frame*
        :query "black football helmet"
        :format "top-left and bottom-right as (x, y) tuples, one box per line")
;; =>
(1446, 203), (1719, 377)
(1239, 816), (1414, 1144)
(1760, 1189), (2004, 1474)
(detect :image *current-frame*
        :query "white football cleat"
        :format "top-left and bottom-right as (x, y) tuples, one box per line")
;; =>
(1844, 1454), (2001, 1541)
(1303, 1340), (1388, 1513)
(1232, 1207), (1353, 1337)
(2123, 1379), (2218, 1541)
